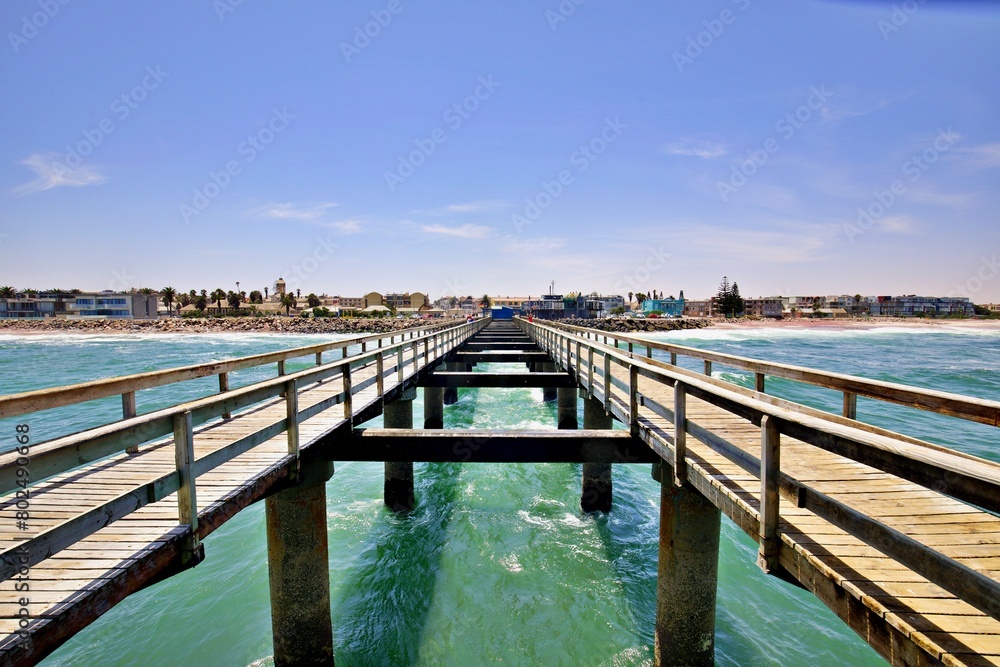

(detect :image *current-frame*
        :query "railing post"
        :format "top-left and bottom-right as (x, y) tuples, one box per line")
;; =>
(376, 352), (385, 396)
(843, 392), (858, 419)
(628, 342), (634, 356)
(218, 372), (231, 419)
(703, 360), (712, 376)
(173, 410), (201, 566)
(278, 360), (286, 377)
(316, 351), (322, 366)
(285, 379), (299, 458)
(123, 391), (138, 453)
(343, 365), (353, 425)
(755, 372), (765, 393)
(670, 352), (677, 365)
(758, 415), (781, 574)
(342, 345), (349, 360)
(397, 345), (404, 384)
(629, 364), (639, 437)
(603, 352), (612, 410)
(587, 347), (595, 395)
(673, 383), (686, 487)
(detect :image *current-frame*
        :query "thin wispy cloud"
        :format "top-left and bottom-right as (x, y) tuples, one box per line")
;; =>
(251, 202), (339, 221)
(421, 223), (494, 239)
(411, 200), (511, 216)
(501, 236), (566, 254)
(670, 223), (832, 264)
(819, 89), (917, 123)
(664, 138), (726, 159)
(953, 142), (1000, 169)
(12, 152), (106, 195)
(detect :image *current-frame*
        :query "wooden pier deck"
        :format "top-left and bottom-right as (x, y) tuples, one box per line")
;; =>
(0, 316), (997, 666)
(0, 319), (486, 666)
(522, 318), (1000, 666)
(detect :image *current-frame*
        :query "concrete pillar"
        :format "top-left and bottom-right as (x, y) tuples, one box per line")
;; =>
(384, 387), (415, 512)
(443, 362), (459, 405)
(266, 459), (335, 667)
(557, 388), (577, 430)
(581, 394), (613, 512)
(424, 386), (444, 429)
(652, 462), (721, 666)
(542, 362), (557, 402)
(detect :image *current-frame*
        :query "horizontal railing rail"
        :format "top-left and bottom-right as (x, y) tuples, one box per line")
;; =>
(535, 318), (1000, 427)
(0, 318), (489, 582)
(0, 319), (463, 423)
(517, 317), (1000, 621)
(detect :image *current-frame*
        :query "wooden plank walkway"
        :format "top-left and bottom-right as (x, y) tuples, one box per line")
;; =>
(526, 319), (1000, 666)
(0, 320), (486, 665)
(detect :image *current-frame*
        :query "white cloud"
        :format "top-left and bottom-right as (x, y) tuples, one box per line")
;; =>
(664, 138), (726, 159)
(252, 202), (339, 221)
(954, 142), (1000, 169)
(12, 152), (106, 195)
(669, 223), (832, 264)
(444, 200), (510, 213)
(421, 223), (494, 239)
(501, 236), (566, 254)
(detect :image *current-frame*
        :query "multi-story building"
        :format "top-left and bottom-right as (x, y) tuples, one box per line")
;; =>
(984, 303), (1000, 314)
(745, 297), (783, 318)
(583, 294), (625, 318)
(491, 296), (530, 310)
(642, 291), (685, 317)
(683, 299), (713, 317)
(0, 291), (158, 319)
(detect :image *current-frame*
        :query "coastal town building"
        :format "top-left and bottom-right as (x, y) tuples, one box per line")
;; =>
(745, 297), (783, 318)
(0, 291), (159, 320)
(641, 291), (685, 317)
(683, 299), (713, 317)
(985, 303), (1000, 314)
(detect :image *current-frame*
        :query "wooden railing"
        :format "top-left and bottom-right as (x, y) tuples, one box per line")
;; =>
(516, 317), (1000, 622)
(536, 318), (1000, 427)
(0, 318), (489, 580)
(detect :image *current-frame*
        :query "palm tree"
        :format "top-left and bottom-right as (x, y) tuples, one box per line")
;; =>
(249, 290), (263, 304)
(195, 293), (208, 311)
(281, 292), (297, 316)
(307, 293), (321, 309)
(211, 289), (226, 309)
(227, 291), (242, 310)
(296, 288), (301, 299)
(627, 291), (633, 310)
(138, 287), (155, 295)
(264, 286), (269, 300)
(479, 294), (491, 313)
(0, 286), (14, 299)
(161, 286), (176, 316)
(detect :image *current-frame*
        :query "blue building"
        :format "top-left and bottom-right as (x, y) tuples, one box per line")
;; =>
(490, 306), (515, 320)
(642, 290), (685, 317)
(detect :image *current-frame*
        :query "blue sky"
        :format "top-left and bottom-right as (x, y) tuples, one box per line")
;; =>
(2, 0), (999, 301)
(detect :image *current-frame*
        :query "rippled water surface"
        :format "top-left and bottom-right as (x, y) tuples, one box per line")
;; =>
(2, 326), (995, 666)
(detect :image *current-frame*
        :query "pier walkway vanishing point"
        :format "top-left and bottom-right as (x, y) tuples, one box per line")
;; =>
(0, 317), (997, 666)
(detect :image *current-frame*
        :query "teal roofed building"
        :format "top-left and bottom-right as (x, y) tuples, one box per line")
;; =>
(642, 290), (685, 317)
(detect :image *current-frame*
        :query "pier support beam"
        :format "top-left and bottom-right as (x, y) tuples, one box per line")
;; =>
(424, 386), (444, 429)
(557, 388), (578, 430)
(443, 362), (460, 405)
(581, 393), (613, 512)
(541, 362), (558, 402)
(266, 458), (335, 667)
(384, 387), (416, 512)
(652, 462), (721, 666)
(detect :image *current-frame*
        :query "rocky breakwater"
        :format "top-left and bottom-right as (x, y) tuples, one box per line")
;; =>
(553, 317), (713, 333)
(0, 317), (449, 335)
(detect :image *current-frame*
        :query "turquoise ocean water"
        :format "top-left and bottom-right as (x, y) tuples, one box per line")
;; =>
(1, 325), (998, 666)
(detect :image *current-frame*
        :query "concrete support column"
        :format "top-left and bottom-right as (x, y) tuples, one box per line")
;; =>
(384, 387), (416, 512)
(581, 393), (613, 512)
(443, 362), (459, 405)
(424, 386), (444, 429)
(652, 462), (721, 667)
(541, 362), (557, 402)
(266, 458), (335, 667)
(557, 387), (578, 430)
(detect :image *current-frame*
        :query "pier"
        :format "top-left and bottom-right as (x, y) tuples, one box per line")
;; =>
(0, 317), (998, 666)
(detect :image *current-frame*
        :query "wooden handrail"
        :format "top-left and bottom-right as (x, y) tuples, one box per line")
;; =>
(529, 317), (1000, 427)
(0, 319), (460, 421)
